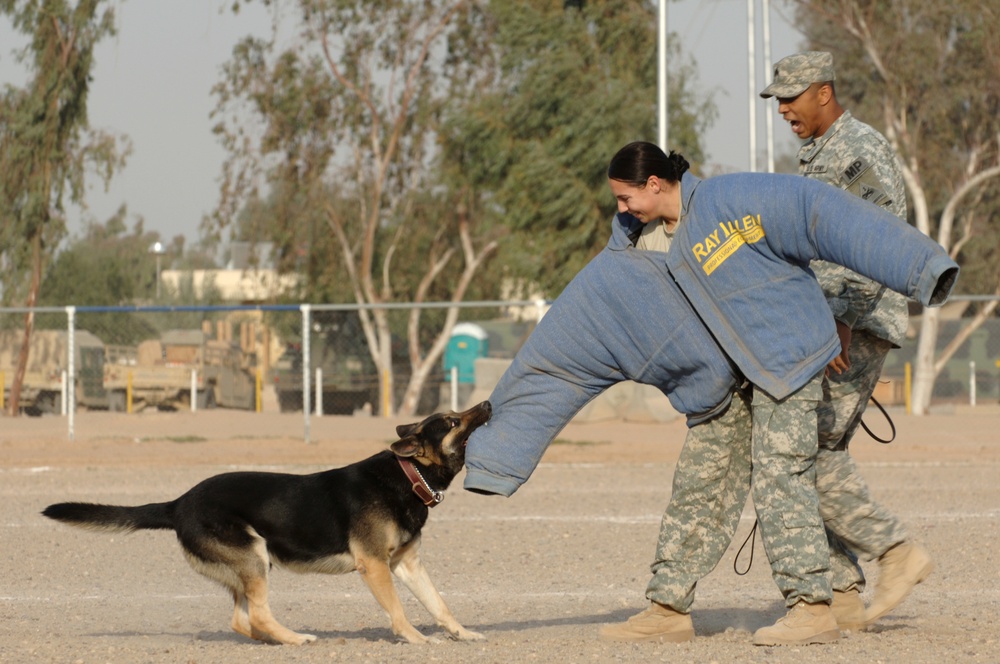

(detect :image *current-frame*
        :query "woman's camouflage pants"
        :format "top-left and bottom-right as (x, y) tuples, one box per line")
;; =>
(646, 390), (753, 611)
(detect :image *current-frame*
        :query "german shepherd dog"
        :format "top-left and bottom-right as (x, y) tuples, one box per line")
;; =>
(43, 401), (492, 646)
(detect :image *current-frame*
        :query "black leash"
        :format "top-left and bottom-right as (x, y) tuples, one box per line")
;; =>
(733, 394), (896, 576)
(860, 395), (896, 444)
(733, 520), (758, 576)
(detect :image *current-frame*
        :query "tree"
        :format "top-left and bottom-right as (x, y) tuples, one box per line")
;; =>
(214, 1), (720, 416)
(786, 0), (1000, 413)
(213, 1), (720, 416)
(38, 205), (234, 349)
(444, 0), (716, 294)
(37, 207), (190, 345)
(0, 0), (127, 414)
(214, 0), (505, 417)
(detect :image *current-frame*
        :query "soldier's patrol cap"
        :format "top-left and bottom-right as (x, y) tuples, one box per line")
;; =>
(759, 51), (835, 99)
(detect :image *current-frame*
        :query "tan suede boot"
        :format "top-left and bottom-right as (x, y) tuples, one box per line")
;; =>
(865, 542), (933, 625)
(831, 589), (866, 632)
(599, 602), (695, 642)
(752, 601), (840, 646)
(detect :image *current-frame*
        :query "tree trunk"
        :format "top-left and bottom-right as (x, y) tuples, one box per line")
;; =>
(373, 310), (395, 417)
(910, 307), (941, 415)
(10, 233), (44, 416)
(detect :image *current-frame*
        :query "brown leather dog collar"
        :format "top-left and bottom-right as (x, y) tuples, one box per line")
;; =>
(396, 457), (443, 507)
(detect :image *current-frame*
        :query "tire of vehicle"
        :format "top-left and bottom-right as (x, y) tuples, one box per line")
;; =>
(197, 389), (217, 410)
(277, 390), (301, 413)
(36, 392), (61, 415)
(109, 391), (127, 413)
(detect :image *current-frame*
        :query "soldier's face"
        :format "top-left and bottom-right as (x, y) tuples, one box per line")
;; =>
(776, 84), (824, 139)
(608, 176), (681, 226)
(609, 177), (660, 224)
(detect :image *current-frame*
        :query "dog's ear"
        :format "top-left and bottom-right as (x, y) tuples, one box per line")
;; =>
(391, 436), (420, 458)
(396, 423), (418, 438)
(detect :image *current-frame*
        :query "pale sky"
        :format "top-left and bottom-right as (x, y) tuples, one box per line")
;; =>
(0, 0), (805, 246)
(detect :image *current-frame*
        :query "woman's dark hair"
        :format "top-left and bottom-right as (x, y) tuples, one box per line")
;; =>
(607, 141), (690, 186)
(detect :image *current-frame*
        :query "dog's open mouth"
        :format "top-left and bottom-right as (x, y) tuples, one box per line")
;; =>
(459, 401), (492, 444)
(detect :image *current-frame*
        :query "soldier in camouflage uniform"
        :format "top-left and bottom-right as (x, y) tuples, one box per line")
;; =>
(592, 142), (955, 646)
(760, 51), (933, 633)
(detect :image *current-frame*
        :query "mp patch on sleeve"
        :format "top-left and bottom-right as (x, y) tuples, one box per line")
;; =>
(840, 157), (892, 208)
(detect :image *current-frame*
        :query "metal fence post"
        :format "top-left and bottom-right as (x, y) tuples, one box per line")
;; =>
(66, 306), (75, 441)
(191, 369), (198, 413)
(301, 304), (311, 444)
(970, 361), (976, 407)
(315, 367), (323, 417)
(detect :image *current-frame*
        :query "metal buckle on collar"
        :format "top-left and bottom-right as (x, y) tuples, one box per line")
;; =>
(396, 456), (443, 507)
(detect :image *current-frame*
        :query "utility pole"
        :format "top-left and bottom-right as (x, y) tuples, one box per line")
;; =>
(658, 0), (669, 152)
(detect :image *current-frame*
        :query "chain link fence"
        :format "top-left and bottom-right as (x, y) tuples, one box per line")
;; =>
(881, 317), (1000, 404)
(0, 302), (543, 440)
(2, 302), (997, 440)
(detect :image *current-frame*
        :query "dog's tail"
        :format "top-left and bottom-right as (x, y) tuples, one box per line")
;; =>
(42, 501), (176, 533)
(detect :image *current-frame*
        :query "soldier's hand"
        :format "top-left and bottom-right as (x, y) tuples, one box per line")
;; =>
(825, 321), (852, 377)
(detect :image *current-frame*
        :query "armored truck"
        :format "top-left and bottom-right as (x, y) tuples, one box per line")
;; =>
(269, 316), (377, 415)
(0, 329), (108, 415)
(103, 329), (258, 411)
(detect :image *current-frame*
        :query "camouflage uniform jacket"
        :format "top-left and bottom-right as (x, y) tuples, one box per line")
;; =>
(799, 110), (909, 345)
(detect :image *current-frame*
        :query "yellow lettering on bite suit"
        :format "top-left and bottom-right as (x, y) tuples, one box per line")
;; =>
(692, 214), (765, 275)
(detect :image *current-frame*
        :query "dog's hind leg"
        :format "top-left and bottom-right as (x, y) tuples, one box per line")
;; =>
(390, 539), (485, 641)
(230, 590), (252, 639)
(239, 535), (317, 646)
(355, 552), (432, 644)
(243, 574), (316, 645)
(185, 529), (316, 645)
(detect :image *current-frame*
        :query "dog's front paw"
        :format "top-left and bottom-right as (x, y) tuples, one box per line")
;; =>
(284, 632), (318, 646)
(451, 627), (486, 641)
(397, 628), (435, 644)
(251, 627), (317, 646)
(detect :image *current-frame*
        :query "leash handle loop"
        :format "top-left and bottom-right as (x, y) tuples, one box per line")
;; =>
(733, 520), (758, 576)
(861, 394), (896, 444)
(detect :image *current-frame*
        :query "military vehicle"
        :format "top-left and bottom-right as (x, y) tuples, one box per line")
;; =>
(0, 329), (109, 415)
(103, 329), (258, 411)
(269, 316), (378, 415)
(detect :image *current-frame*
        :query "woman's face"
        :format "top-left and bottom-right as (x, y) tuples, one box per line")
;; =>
(608, 177), (662, 224)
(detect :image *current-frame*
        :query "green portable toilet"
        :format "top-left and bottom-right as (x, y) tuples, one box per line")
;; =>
(443, 323), (489, 384)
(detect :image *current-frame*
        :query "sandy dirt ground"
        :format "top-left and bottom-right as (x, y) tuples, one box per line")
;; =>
(2, 405), (999, 663)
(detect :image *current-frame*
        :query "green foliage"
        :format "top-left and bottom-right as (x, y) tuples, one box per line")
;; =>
(39, 207), (155, 307)
(37, 208), (158, 342)
(36, 209), (230, 343)
(794, 1), (998, 197)
(212, 0), (502, 307)
(228, 183), (348, 303)
(0, 0), (127, 306)
(210, 1), (720, 414)
(788, 0), (1000, 294)
(213, 1), (719, 301)
(441, 0), (717, 293)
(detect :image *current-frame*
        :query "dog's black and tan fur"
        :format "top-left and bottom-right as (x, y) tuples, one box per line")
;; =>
(42, 401), (492, 645)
